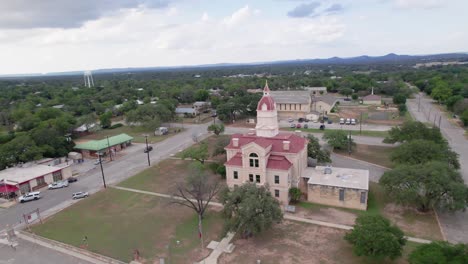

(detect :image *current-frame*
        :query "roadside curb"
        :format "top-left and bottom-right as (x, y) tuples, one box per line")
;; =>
(433, 206), (448, 242)
(332, 153), (391, 170)
(17, 231), (125, 264)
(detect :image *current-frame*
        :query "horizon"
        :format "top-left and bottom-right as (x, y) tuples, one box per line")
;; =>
(1, 0), (467, 75)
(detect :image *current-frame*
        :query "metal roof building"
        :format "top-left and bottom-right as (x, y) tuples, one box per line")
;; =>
(74, 133), (134, 151)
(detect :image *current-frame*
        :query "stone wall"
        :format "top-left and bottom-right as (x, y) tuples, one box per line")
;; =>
(307, 184), (367, 211)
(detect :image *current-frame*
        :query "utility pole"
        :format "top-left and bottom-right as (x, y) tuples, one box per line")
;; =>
(98, 152), (106, 188)
(359, 112), (363, 135)
(348, 130), (352, 156)
(145, 135), (151, 167)
(106, 136), (112, 161)
(438, 115), (442, 128)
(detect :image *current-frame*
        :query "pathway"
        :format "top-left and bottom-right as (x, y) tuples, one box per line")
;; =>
(408, 93), (468, 243)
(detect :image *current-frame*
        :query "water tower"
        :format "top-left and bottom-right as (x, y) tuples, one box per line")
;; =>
(84, 71), (94, 87)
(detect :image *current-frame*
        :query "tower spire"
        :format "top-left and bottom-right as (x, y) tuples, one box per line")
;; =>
(263, 80), (270, 95)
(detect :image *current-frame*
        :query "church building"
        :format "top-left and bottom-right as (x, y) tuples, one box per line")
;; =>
(224, 81), (369, 210)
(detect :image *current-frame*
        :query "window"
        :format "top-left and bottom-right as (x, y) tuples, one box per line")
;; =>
(249, 153), (259, 167)
(256, 175), (260, 183)
(249, 174), (254, 182)
(36, 177), (45, 186)
(275, 189), (280, 198)
(52, 171), (62, 181)
(274, 175), (279, 184)
(233, 171), (238, 179)
(360, 192), (367, 204)
(339, 189), (345, 201)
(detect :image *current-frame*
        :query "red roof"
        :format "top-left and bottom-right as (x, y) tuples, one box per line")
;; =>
(257, 81), (276, 111)
(226, 132), (307, 154)
(225, 153), (243, 167)
(267, 155), (292, 170)
(0, 184), (19, 193)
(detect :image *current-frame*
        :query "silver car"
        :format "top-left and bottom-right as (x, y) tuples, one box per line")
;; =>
(72, 192), (89, 199)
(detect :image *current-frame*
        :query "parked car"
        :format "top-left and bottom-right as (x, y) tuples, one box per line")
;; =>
(327, 120), (333, 124)
(296, 124), (302, 128)
(304, 119), (310, 123)
(289, 123), (296, 128)
(351, 119), (356, 125)
(298, 118), (304, 123)
(345, 118), (351, 125)
(48, 180), (69, 190)
(144, 146), (153, 153)
(72, 192), (89, 199)
(288, 117), (294, 123)
(344, 98), (351, 101)
(67, 177), (78, 183)
(304, 124), (309, 129)
(339, 118), (345, 125)
(19, 192), (41, 203)
(319, 125), (325, 130)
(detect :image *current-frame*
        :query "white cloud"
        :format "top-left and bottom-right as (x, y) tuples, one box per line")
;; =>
(394, 0), (444, 9)
(223, 5), (252, 26)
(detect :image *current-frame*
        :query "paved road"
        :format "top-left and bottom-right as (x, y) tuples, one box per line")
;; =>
(0, 238), (91, 264)
(277, 119), (392, 131)
(408, 93), (468, 243)
(0, 122), (211, 232)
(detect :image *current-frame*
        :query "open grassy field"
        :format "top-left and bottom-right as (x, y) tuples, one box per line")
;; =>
(30, 188), (223, 263)
(118, 159), (225, 195)
(219, 220), (419, 264)
(77, 125), (183, 144)
(174, 134), (230, 162)
(296, 182), (443, 241)
(335, 143), (395, 168)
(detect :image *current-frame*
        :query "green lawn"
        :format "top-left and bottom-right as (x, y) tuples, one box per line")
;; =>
(284, 127), (389, 138)
(30, 188), (223, 263)
(174, 134), (230, 161)
(77, 125), (183, 144)
(335, 144), (395, 168)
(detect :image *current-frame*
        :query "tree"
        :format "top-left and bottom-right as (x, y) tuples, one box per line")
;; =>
(340, 88), (353, 98)
(446, 95), (464, 111)
(383, 121), (445, 144)
(398, 104), (407, 116)
(207, 123), (225, 136)
(379, 162), (468, 212)
(391, 139), (460, 169)
(323, 130), (354, 150)
(212, 136), (230, 156)
(461, 109), (468, 126)
(306, 135), (331, 163)
(393, 94), (407, 105)
(181, 142), (208, 164)
(344, 215), (406, 260)
(194, 89), (210, 102)
(409, 241), (468, 264)
(351, 93), (358, 101)
(99, 112), (112, 129)
(431, 81), (452, 103)
(220, 183), (283, 238)
(171, 162), (221, 248)
(289, 187), (302, 203)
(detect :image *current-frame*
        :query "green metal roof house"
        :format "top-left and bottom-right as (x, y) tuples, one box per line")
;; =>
(74, 133), (134, 152)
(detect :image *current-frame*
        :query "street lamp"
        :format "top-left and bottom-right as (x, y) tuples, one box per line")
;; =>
(97, 151), (107, 188)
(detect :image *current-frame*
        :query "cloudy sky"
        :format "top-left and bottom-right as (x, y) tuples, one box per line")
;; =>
(0, 0), (467, 74)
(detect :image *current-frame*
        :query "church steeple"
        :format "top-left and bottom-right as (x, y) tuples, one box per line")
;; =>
(255, 80), (279, 137)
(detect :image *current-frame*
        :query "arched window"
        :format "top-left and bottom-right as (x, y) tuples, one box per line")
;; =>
(249, 153), (259, 167)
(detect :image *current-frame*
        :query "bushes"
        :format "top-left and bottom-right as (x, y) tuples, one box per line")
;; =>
(289, 187), (302, 203)
(109, 123), (124, 129)
(461, 109), (468, 126)
(208, 162), (226, 179)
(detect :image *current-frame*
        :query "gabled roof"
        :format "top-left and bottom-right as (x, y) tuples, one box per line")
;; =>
(266, 155), (292, 170)
(74, 133), (134, 151)
(363, 94), (381, 100)
(226, 132), (307, 154)
(312, 95), (337, 106)
(225, 153), (243, 167)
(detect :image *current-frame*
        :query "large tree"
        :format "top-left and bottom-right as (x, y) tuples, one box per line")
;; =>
(323, 130), (354, 150)
(409, 241), (468, 264)
(207, 123), (225, 136)
(220, 183), (283, 238)
(306, 134), (331, 163)
(390, 139), (460, 169)
(345, 215), (406, 260)
(171, 162), (221, 248)
(383, 121), (445, 144)
(379, 162), (468, 212)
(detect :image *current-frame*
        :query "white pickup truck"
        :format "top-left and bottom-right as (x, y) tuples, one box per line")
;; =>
(19, 191), (41, 203)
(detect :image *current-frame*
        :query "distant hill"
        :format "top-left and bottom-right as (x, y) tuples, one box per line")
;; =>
(2, 52), (468, 78)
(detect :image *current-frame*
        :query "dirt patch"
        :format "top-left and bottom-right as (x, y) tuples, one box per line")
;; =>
(293, 206), (357, 226)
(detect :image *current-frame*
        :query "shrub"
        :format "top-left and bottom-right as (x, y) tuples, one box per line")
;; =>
(461, 109), (468, 126)
(289, 187), (302, 203)
(109, 123), (124, 129)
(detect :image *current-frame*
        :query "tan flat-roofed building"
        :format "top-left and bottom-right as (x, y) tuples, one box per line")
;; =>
(303, 166), (369, 210)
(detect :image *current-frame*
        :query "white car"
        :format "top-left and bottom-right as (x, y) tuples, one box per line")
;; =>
(351, 119), (356, 125)
(339, 118), (345, 125)
(48, 180), (69, 189)
(345, 118), (351, 125)
(288, 118), (294, 123)
(19, 192), (41, 203)
(72, 192), (89, 199)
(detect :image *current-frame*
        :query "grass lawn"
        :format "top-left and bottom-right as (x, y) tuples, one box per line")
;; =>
(76, 125), (183, 144)
(175, 134), (230, 162)
(295, 182), (442, 241)
(284, 127), (389, 138)
(335, 144), (395, 168)
(118, 159), (225, 195)
(30, 188), (223, 263)
(219, 220), (419, 264)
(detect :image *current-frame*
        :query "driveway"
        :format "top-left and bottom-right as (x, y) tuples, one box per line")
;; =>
(408, 93), (468, 243)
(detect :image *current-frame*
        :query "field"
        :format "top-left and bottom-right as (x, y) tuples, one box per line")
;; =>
(118, 158), (225, 195)
(335, 143), (395, 168)
(30, 188), (223, 264)
(296, 182), (443, 241)
(76, 125), (183, 144)
(219, 220), (419, 264)
(337, 105), (412, 126)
